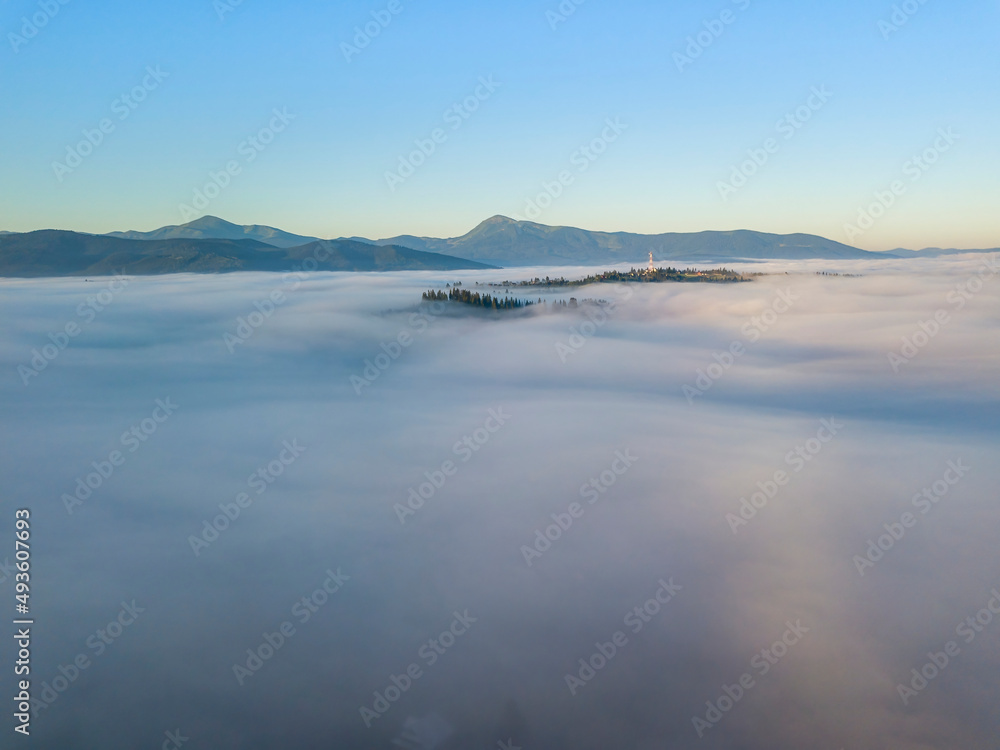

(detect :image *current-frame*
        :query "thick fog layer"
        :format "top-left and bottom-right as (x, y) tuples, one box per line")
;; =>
(1, 255), (998, 749)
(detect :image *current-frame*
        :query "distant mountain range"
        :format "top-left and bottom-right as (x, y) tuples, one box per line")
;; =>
(369, 215), (881, 266)
(106, 215), (323, 249)
(1, 215), (995, 277)
(0, 230), (493, 277)
(103, 215), (1000, 265)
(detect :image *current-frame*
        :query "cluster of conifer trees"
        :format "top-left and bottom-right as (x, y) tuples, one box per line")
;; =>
(422, 289), (535, 310)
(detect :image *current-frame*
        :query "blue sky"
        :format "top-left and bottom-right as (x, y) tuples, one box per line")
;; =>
(1, 0), (997, 249)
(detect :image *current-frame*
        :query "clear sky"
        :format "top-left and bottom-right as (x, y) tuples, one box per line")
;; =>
(1, 0), (997, 250)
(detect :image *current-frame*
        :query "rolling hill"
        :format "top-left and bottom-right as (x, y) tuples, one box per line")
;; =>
(371, 216), (885, 266)
(5, 216), (991, 275)
(105, 215), (323, 248)
(97, 215), (890, 265)
(0, 231), (494, 277)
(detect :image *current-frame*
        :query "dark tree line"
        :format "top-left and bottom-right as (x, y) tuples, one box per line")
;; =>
(422, 288), (535, 310)
(580, 267), (747, 283)
(421, 289), (615, 312)
(485, 266), (750, 288)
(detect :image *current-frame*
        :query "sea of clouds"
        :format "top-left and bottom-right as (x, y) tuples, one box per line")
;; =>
(1, 254), (998, 749)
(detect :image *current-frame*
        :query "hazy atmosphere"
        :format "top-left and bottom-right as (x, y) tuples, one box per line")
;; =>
(3, 255), (998, 747)
(3, 0), (998, 747)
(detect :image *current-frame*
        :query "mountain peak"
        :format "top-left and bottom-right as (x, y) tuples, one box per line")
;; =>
(181, 215), (239, 230)
(105, 216), (324, 249)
